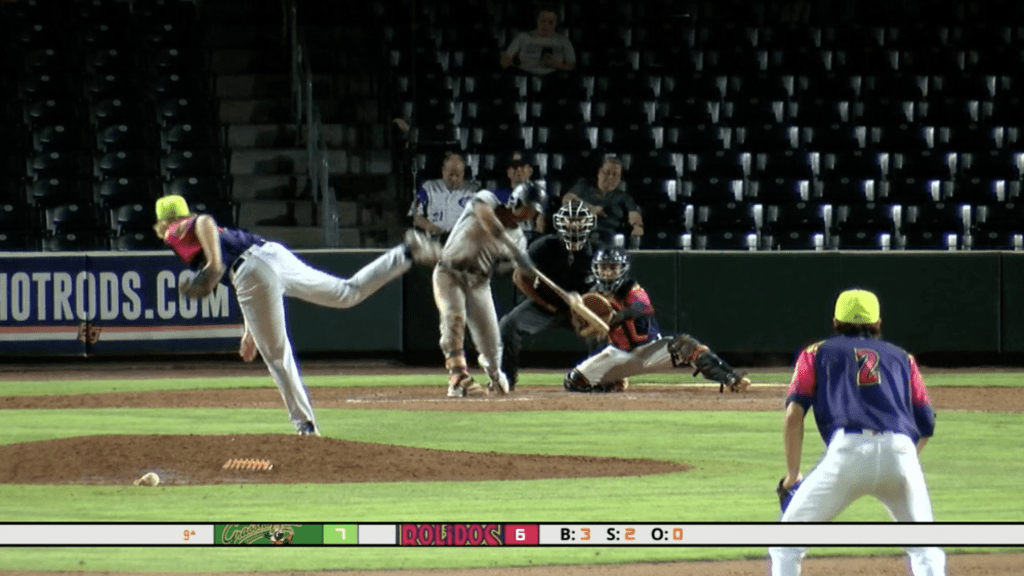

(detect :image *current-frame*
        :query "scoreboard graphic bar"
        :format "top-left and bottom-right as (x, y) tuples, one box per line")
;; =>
(1, 523), (1020, 546)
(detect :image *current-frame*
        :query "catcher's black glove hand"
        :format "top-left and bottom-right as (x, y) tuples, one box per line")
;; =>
(179, 264), (224, 299)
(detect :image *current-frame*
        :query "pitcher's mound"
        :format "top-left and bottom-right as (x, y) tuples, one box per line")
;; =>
(0, 434), (689, 485)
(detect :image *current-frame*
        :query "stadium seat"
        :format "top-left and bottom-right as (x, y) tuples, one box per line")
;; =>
(829, 202), (898, 249)
(44, 202), (99, 237)
(111, 231), (164, 250)
(95, 176), (160, 210)
(968, 202), (1024, 250)
(747, 178), (812, 205)
(32, 124), (91, 153)
(891, 151), (957, 181)
(762, 201), (828, 250)
(96, 150), (158, 179)
(28, 150), (92, 180)
(958, 150), (1022, 181)
(899, 201), (970, 250)
(29, 177), (92, 209)
(160, 123), (222, 152)
(755, 150), (817, 181)
(109, 202), (155, 236)
(97, 123), (155, 153)
(691, 201), (759, 250)
(686, 151), (750, 181)
(160, 150), (225, 180)
(164, 175), (230, 201)
(0, 202), (40, 249)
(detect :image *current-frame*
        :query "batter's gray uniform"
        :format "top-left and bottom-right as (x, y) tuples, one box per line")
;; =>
(433, 190), (527, 393)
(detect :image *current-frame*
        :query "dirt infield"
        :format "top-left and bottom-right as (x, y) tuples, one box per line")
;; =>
(2, 365), (1021, 574)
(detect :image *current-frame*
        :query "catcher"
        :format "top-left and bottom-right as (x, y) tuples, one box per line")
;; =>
(563, 248), (751, 394)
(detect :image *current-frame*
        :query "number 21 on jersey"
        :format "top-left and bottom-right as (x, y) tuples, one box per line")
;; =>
(853, 348), (880, 386)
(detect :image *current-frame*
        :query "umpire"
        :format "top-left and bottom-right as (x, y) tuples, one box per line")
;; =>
(499, 200), (596, 390)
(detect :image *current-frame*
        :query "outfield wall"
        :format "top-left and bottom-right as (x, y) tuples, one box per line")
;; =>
(1, 250), (1019, 358)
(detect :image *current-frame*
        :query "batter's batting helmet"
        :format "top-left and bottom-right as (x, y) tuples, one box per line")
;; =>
(592, 247), (629, 292)
(553, 200), (595, 251)
(506, 181), (548, 214)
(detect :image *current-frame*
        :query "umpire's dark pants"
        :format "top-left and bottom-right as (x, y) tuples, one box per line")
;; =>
(499, 299), (574, 386)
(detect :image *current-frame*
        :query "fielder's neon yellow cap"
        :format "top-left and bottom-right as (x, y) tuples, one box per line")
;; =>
(155, 195), (190, 221)
(834, 289), (880, 324)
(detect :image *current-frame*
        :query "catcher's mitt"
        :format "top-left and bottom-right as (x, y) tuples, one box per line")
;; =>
(179, 264), (224, 299)
(571, 292), (615, 339)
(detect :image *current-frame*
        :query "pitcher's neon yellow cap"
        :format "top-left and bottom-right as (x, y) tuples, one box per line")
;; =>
(155, 195), (190, 220)
(834, 289), (880, 324)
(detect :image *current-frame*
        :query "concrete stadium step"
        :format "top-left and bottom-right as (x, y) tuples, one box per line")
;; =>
(219, 98), (344, 124)
(210, 50), (289, 74)
(201, 25), (281, 49)
(231, 175), (300, 200)
(216, 74), (335, 99)
(238, 200), (318, 228)
(227, 124), (357, 148)
(250, 226), (325, 249)
(229, 148), (349, 176)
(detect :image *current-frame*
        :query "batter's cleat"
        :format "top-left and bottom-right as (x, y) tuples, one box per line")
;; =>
(404, 229), (443, 266)
(448, 371), (483, 397)
(297, 421), (320, 436)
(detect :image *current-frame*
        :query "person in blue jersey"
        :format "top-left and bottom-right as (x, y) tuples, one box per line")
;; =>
(769, 289), (946, 576)
(154, 195), (442, 436)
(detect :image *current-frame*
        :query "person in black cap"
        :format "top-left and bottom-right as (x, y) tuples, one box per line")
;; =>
(493, 151), (548, 245)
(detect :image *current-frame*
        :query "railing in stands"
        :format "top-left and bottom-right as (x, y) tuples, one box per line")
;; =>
(284, 0), (338, 247)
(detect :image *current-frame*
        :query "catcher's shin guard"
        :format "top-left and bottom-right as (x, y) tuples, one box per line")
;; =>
(563, 369), (592, 392)
(669, 334), (748, 393)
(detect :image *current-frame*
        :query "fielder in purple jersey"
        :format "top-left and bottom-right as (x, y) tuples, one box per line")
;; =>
(769, 289), (945, 576)
(155, 195), (441, 436)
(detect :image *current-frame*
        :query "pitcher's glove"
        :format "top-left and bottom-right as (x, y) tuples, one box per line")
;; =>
(776, 477), (802, 512)
(179, 264), (224, 299)
(571, 292), (615, 340)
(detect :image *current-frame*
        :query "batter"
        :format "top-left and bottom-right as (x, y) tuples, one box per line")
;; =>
(155, 195), (442, 435)
(769, 289), (945, 576)
(433, 183), (546, 397)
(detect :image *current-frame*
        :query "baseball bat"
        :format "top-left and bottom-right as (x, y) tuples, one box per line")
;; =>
(532, 269), (610, 334)
(486, 214), (608, 334)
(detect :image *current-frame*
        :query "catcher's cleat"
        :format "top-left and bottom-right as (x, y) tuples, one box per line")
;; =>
(487, 372), (510, 396)
(719, 373), (752, 394)
(591, 378), (628, 393)
(297, 421), (320, 436)
(404, 229), (443, 266)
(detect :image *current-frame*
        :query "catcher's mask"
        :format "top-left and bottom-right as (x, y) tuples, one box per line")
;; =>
(506, 181), (547, 215)
(592, 247), (629, 292)
(553, 200), (595, 251)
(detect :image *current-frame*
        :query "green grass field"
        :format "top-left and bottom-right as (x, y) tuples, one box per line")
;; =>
(1, 371), (1021, 572)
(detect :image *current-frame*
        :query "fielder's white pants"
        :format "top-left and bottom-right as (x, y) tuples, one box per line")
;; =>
(231, 242), (412, 430)
(432, 265), (503, 385)
(575, 336), (673, 385)
(768, 429), (946, 576)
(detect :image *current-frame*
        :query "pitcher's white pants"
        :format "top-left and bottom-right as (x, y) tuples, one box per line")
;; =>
(768, 429), (946, 576)
(231, 242), (412, 430)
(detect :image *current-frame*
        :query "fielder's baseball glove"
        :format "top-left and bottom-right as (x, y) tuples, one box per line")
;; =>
(179, 264), (224, 299)
(571, 292), (615, 339)
(776, 477), (802, 512)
